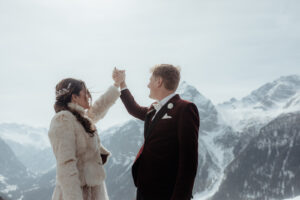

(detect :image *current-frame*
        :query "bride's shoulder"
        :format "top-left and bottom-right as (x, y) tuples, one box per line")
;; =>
(50, 110), (76, 126)
(48, 111), (77, 137)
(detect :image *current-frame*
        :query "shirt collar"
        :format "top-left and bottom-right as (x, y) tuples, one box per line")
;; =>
(158, 93), (177, 107)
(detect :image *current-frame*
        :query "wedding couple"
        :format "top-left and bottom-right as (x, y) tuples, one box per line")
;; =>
(48, 64), (200, 200)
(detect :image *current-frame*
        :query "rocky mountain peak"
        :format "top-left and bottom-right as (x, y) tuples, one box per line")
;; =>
(177, 81), (220, 132)
(242, 74), (300, 109)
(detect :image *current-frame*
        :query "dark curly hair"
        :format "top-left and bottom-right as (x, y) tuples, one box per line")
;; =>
(54, 78), (96, 137)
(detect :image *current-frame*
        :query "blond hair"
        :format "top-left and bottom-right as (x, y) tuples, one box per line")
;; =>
(150, 64), (181, 91)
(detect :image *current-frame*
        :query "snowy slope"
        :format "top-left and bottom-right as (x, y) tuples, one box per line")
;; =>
(0, 137), (34, 200)
(211, 111), (300, 200)
(217, 75), (300, 132)
(0, 123), (55, 173)
(0, 123), (49, 149)
(285, 196), (300, 200)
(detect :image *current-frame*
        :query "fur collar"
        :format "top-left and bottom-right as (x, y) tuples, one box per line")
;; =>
(67, 102), (86, 115)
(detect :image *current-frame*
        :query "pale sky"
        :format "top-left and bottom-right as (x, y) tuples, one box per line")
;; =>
(0, 0), (299, 130)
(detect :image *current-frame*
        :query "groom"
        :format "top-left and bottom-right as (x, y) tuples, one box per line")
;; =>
(114, 64), (200, 200)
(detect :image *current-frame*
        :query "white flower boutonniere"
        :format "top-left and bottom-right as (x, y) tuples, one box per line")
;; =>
(167, 103), (174, 109)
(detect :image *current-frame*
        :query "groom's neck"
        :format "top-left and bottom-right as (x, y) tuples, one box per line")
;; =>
(156, 90), (175, 101)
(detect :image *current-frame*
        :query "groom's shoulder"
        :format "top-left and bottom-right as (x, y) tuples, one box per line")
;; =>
(176, 97), (195, 106)
(176, 98), (198, 111)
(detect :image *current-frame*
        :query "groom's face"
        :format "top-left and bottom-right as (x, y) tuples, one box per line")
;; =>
(147, 74), (160, 100)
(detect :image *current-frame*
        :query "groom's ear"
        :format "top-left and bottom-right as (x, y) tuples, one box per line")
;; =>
(156, 77), (164, 88)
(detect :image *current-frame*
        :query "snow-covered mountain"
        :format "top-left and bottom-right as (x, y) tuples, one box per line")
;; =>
(0, 123), (55, 174)
(211, 111), (300, 200)
(285, 196), (300, 200)
(217, 75), (300, 164)
(217, 75), (300, 132)
(102, 120), (143, 200)
(21, 169), (56, 200)
(0, 137), (34, 200)
(178, 82), (238, 195)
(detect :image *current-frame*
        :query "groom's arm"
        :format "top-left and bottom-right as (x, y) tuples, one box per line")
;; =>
(171, 103), (200, 200)
(120, 89), (148, 121)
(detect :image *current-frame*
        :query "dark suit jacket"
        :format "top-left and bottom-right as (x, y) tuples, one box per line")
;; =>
(120, 89), (200, 200)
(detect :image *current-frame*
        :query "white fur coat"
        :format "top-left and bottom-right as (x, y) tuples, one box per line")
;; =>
(48, 85), (120, 200)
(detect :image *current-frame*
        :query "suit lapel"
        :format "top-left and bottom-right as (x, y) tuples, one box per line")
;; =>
(144, 108), (156, 138)
(145, 95), (180, 140)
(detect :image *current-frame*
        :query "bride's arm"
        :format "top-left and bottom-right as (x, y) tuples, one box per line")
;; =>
(87, 68), (124, 123)
(87, 85), (120, 123)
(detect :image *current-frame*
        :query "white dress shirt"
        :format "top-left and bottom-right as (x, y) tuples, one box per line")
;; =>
(152, 93), (176, 120)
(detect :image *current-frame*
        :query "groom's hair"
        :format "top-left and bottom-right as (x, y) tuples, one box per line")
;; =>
(151, 64), (181, 91)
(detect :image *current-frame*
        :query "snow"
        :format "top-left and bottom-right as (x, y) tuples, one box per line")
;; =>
(0, 174), (18, 194)
(0, 123), (50, 150)
(217, 81), (300, 132)
(17, 195), (24, 200)
(177, 81), (213, 110)
(194, 172), (225, 200)
(0, 175), (5, 183)
(178, 81), (239, 198)
(284, 196), (300, 200)
(2, 184), (17, 193)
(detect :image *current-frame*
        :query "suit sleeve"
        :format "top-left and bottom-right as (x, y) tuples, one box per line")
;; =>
(120, 89), (148, 121)
(48, 113), (83, 200)
(87, 85), (120, 123)
(171, 103), (200, 200)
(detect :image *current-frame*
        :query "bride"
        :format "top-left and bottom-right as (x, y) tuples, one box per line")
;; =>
(48, 70), (124, 200)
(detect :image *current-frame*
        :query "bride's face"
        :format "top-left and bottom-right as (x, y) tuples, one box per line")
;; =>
(72, 88), (90, 109)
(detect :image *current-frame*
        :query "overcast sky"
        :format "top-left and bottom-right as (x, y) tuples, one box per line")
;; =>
(0, 0), (299, 130)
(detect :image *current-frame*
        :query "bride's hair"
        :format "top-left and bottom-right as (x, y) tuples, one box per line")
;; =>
(54, 78), (96, 137)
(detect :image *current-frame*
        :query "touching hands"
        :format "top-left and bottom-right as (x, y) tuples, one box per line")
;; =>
(112, 67), (126, 88)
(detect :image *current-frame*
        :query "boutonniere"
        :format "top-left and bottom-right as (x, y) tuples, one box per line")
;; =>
(167, 103), (174, 109)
